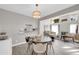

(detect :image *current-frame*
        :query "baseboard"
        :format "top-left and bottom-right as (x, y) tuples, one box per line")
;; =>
(12, 42), (26, 47)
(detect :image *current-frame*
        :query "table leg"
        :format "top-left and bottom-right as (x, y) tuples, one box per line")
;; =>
(63, 37), (65, 42)
(73, 38), (74, 42)
(46, 43), (49, 55)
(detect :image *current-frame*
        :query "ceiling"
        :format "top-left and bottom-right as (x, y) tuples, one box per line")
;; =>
(0, 4), (75, 18)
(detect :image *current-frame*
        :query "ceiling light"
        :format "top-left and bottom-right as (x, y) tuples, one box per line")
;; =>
(32, 4), (41, 19)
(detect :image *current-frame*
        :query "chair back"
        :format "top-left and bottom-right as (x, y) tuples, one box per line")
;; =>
(33, 43), (47, 54)
(25, 37), (30, 42)
(75, 34), (79, 40)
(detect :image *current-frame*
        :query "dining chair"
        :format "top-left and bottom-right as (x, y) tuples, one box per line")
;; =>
(25, 37), (32, 54)
(75, 34), (79, 42)
(45, 36), (55, 54)
(32, 43), (47, 55)
(48, 41), (55, 54)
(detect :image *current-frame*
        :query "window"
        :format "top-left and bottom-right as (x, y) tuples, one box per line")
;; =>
(70, 24), (77, 34)
(51, 24), (58, 35)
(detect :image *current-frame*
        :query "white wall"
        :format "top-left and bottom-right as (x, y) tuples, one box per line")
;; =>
(0, 9), (38, 45)
(40, 19), (50, 35)
(0, 23), (1, 31)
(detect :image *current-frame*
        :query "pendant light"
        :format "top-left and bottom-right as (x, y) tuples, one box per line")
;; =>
(32, 4), (41, 19)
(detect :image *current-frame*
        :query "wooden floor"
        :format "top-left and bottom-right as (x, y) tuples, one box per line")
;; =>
(12, 37), (79, 55)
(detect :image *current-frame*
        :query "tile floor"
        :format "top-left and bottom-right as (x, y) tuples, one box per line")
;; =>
(12, 37), (79, 55)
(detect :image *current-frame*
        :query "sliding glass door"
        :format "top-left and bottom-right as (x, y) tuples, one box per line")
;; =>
(70, 24), (77, 34)
(51, 24), (59, 35)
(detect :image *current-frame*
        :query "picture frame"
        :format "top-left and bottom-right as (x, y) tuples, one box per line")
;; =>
(70, 15), (78, 22)
(53, 19), (59, 23)
(61, 19), (67, 22)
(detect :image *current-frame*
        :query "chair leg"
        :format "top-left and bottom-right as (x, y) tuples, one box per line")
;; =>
(32, 50), (34, 55)
(45, 51), (47, 55)
(27, 43), (31, 54)
(26, 46), (29, 54)
(49, 42), (55, 55)
(46, 44), (48, 55)
(51, 45), (55, 55)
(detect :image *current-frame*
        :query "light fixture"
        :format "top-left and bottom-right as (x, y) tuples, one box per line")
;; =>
(32, 4), (41, 19)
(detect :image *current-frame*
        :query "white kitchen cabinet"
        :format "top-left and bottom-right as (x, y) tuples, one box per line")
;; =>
(0, 38), (12, 55)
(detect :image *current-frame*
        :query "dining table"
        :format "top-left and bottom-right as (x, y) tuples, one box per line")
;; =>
(28, 36), (54, 54)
